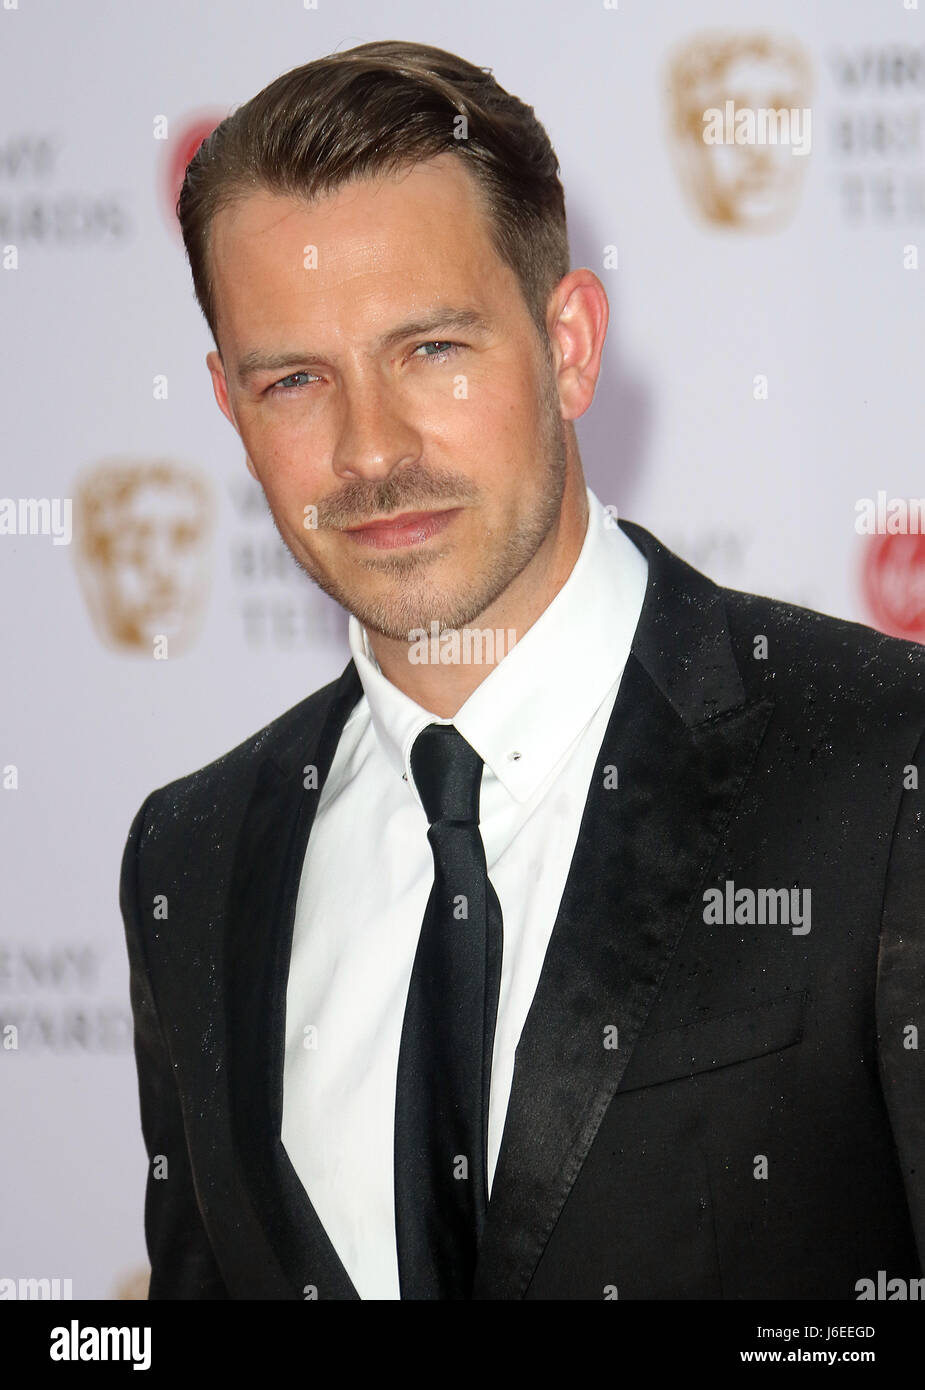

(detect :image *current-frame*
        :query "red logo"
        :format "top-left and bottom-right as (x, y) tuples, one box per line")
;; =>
(163, 113), (225, 234)
(861, 531), (925, 643)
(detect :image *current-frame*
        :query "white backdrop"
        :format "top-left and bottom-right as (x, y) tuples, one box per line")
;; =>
(1, 0), (923, 1298)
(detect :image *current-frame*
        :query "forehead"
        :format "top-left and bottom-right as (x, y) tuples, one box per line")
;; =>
(208, 154), (509, 348)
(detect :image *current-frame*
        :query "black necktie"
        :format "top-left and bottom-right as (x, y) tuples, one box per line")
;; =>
(393, 722), (504, 1299)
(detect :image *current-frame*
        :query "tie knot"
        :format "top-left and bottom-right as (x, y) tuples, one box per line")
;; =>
(410, 723), (484, 826)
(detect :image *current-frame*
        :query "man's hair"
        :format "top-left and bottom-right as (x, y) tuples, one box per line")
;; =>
(177, 40), (570, 356)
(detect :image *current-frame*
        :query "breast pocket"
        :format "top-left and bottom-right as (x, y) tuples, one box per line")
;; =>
(616, 990), (808, 1093)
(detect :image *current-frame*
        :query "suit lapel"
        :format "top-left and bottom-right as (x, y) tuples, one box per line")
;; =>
(224, 659), (364, 1300)
(471, 521), (774, 1298)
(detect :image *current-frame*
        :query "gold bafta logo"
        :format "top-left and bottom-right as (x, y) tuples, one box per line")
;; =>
(73, 460), (214, 655)
(667, 32), (813, 231)
(111, 1265), (151, 1300)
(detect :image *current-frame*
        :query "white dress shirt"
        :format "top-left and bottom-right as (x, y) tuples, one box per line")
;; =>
(280, 486), (648, 1298)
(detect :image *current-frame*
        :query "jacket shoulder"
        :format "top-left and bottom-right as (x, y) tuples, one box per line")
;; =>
(131, 667), (351, 850)
(721, 584), (925, 725)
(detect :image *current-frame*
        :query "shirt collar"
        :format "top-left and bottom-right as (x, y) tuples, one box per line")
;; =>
(347, 486), (649, 806)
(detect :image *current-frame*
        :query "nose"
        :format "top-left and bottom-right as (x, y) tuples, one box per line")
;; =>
(332, 370), (421, 483)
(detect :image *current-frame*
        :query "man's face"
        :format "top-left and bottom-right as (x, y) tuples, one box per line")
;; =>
(206, 153), (569, 640)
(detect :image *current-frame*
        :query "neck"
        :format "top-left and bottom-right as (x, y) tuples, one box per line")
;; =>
(365, 460), (589, 718)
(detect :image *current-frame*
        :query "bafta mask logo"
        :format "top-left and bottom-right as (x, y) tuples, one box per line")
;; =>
(667, 32), (813, 231)
(112, 1266), (151, 1300)
(862, 531), (925, 644)
(73, 460), (214, 655)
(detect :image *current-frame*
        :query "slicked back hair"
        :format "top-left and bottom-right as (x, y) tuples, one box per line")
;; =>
(177, 40), (570, 359)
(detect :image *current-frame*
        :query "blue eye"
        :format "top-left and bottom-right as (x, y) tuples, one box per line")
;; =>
(271, 371), (317, 393)
(413, 341), (462, 362)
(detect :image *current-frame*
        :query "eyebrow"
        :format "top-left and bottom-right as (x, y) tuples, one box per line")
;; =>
(235, 307), (493, 384)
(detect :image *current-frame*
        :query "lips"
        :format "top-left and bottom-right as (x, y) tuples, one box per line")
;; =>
(342, 508), (460, 550)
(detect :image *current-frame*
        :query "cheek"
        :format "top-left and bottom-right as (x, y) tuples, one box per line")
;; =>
(459, 372), (537, 444)
(241, 411), (326, 487)
(245, 407), (314, 457)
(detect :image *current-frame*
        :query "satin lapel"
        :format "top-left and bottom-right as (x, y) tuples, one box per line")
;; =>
(472, 521), (775, 1299)
(224, 658), (363, 1300)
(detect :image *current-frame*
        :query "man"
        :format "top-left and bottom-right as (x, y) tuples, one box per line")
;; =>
(120, 40), (925, 1300)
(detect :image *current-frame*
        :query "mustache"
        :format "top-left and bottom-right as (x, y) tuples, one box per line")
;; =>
(316, 463), (480, 528)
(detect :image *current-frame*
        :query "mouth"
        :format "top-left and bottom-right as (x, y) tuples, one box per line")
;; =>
(341, 508), (461, 550)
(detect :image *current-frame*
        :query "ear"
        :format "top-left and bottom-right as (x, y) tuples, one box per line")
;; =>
(546, 269), (610, 424)
(206, 349), (238, 431)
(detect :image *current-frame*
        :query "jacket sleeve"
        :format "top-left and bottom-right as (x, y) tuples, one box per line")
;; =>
(877, 723), (925, 1271)
(120, 793), (230, 1299)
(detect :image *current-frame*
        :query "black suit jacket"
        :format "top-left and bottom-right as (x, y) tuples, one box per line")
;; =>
(120, 520), (925, 1299)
